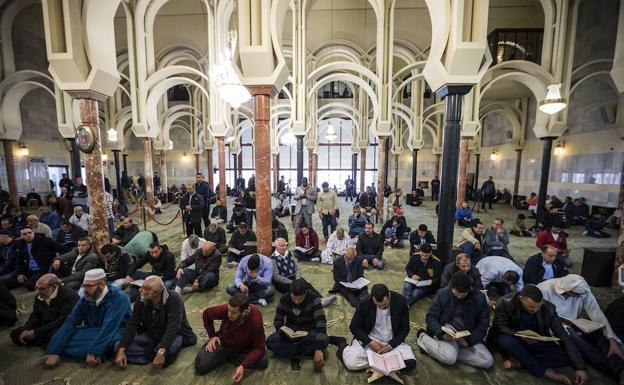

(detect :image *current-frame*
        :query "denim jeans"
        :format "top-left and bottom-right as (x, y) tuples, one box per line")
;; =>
(321, 214), (337, 239)
(402, 281), (433, 306)
(226, 282), (275, 304)
(360, 254), (385, 270)
(266, 330), (326, 358)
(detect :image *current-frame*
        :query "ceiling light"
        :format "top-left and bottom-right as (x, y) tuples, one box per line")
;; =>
(539, 83), (567, 115)
(101, 154), (108, 162)
(107, 128), (118, 142)
(210, 31), (252, 108)
(553, 142), (565, 156)
(16, 143), (29, 157)
(489, 150), (498, 161)
(325, 123), (337, 141)
(181, 152), (190, 162)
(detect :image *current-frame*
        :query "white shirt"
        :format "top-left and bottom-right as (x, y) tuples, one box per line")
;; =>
(326, 232), (352, 256)
(69, 213), (91, 232)
(180, 237), (206, 270)
(369, 307), (393, 344)
(476, 256), (524, 290)
(538, 277), (620, 342)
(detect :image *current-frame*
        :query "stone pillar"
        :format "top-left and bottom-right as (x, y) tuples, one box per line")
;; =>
(232, 152), (238, 182)
(112, 150), (123, 202)
(384, 141), (390, 188)
(68, 138), (82, 180)
(613, 160), (624, 288)
(206, 149), (214, 188)
(352, 153), (358, 189)
(456, 137), (470, 207)
(537, 137), (555, 218)
(249, 86), (275, 257)
(237, 152), (243, 177)
(2, 140), (18, 207)
(272, 154), (279, 191)
(75, 96), (109, 253)
(359, 148), (366, 193)
(218, 138), (227, 204)
(143, 139), (154, 207)
(411, 149), (419, 191)
(434, 153), (441, 178)
(393, 153), (399, 191)
(436, 85), (473, 265)
(307, 148), (314, 187)
(122, 153), (128, 173)
(376, 137), (388, 218)
(296, 135), (304, 185)
(195, 154), (200, 175)
(473, 153), (481, 191)
(158, 150), (168, 200)
(513, 149), (523, 198)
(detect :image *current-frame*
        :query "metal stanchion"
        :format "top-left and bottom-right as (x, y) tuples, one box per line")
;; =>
(180, 208), (187, 239)
(141, 199), (147, 231)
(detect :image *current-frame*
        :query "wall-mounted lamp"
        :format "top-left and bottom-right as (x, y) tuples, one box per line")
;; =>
(16, 143), (29, 157)
(489, 150), (499, 161)
(539, 83), (567, 115)
(553, 141), (565, 156)
(107, 128), (118, 142)
(101, 154), (108, 162)
(181, 152), (190, 162)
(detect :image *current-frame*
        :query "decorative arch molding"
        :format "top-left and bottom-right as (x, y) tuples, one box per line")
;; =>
(1, 0), (40, 76)
(479, 103), (524, 147)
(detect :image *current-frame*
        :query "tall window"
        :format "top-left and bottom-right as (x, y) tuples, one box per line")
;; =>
(488, 29), (543, 65)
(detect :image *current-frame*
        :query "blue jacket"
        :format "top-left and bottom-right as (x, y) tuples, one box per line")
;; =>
(348, 213), (368, 236)
(40, 211), (61, 231)
(195, 181), (212, 205)
(0, 240), (18, 276)
(234, 254), (273, 288)
(425, 286), (489, 346)
(454, 207), (473, 220)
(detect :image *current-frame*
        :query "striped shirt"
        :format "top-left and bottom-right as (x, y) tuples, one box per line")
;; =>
(105, 192), (114, 219)
(274, 291), (328, 350)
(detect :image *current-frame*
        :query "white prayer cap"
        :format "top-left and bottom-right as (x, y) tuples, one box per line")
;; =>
(554, 274), (588, 295)
(83, 268), (106, 282)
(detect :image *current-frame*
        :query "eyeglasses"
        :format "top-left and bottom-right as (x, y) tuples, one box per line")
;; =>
(82, 283), (100, 289)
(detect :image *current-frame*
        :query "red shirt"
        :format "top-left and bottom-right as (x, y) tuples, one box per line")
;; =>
(536, 230), (568, 252)
(296, 229), (319, 251)
(202, 303), (265, 368)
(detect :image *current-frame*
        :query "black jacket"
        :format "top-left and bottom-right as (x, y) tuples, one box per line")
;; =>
(350, 291), (410, 349)
(0, 240), (18, 276)
(178, 249), (221, 281)
(332, 255), (364, 292)
(380, 216), (408, 240)
(23, 285), (79, 341)
(405, 254), (443, 289)
(355, 193), (375, 208)
(16, 234), (70, 275)
(228, 229), (257, 250)
(179, 192), (204, 223)
(204, 226), (227, 248)
(408, 231), (437, 254)
(523, 253), (569, 285)
(440, 263), (483, 290)
(113, 224), (140, 246)
(119, 289), (197, 351)
(129, 250), (176, 281)
(425, 287), (489, 346)
(103, 251), (133, 281)
(491, 292), (585, 371)
(210, 206), (227, 222)
(356, 232), (384, 259)
(55, 225), (87, 246)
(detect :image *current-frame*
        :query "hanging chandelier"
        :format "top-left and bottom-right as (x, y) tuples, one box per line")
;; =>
(210, 31), (252, 109)
(325, 121), (337, 141)
(107, 128), (118, 142)
(539, 83), (567, 115)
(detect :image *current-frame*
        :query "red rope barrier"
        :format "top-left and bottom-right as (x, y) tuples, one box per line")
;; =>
(146, 209), (181, 226)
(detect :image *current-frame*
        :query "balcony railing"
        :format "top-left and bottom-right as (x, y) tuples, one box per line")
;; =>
(488, 28), (543, 66)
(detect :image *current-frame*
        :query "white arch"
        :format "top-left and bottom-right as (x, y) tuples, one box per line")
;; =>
(1, 81), (55, 140)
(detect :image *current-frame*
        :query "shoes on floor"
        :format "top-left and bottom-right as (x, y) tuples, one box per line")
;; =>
(321, 295), (337, 307)
(257, 299), (268, 307)
(310, 257), (320, 262)
(328, 336), (347, 347)
(227, 261), (238, 268)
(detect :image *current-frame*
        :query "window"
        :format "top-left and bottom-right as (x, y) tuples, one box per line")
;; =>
(487, 29), (543, 66)
(572, 173), (585, 184)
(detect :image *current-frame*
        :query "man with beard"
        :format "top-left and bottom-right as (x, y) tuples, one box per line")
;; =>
(44, 269), (131, 368)
(293, 177), (317, 230)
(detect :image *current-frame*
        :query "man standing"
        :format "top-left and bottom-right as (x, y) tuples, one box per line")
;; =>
(339, 283), (416, 372)
(524, 245), (569, 285)
(11, 274), (79, 348)
(226, 254), (275, 307)
(344, 176), (355, 202)
(417, 272), (494, 369)
(277, 175), (286, 195)
(58, 174), (73, 192)
(431, 176), (440, 201)
(356, 222), (385, 270)
(317, 181), (338, 241)
(293, 177), (317, 230)
(174, 241), (221, 294)
(51, 237), (100, 290)
(180, 184), (204, 237)
(153, 171), (161, 196)
(44, 268), (132, 368)
(195, 294), (268, 381)
(115, 276), (197, 367)
(480, 176), (496, 210)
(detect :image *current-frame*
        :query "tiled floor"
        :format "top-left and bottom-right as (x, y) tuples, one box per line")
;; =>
(0, 197), (621, 385)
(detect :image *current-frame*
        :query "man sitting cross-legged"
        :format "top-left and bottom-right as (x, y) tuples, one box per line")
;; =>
(226, 222), (256, 267)
(337, 283), (417, 372)
(271, 238), (336, 307)
(266, 279), (344, 370)
(416, 272), (494, 369)
(126, 242), (177, 302)
(226, 253), (275, 307)
(44, 268), (132, 368)
(174, 241), (221, 294)
(293, 223), (322, 262)
(330, 247), (368, 307)
(356, 222), (385, 270)
(194, 293), (268, 382)
(11, 273), (79, 348)
(539, 275), (624, 385)
(402, 243), (442, 307)
(492, 285), (589, 385)
(320, 227), (352, 264)
(115, 276), (197, 368)
(51, 237), (99, 290)
(440, 253), (483, 289)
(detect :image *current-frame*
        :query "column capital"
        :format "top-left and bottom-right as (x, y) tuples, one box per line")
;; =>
(247, 85), (278, 97)
(68, 90), (109, 102)
(435, 85), (473, 99)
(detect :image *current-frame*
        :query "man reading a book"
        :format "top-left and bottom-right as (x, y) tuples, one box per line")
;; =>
(416, 272), (494, 368)
(492, 285), (589, 385)
(402, 243), (442, 307)
(338, 283), (416, 373)
(356, 222), (385, 270)
(539, 274), (624, 384)
(330, 247), (368, 307)
(266, 279), (343, 370)
(293, 223), (321, 262)
(226, 222), (257, 268)
(226, 254), (275, 307)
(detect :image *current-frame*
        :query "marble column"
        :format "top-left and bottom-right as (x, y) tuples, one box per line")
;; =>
(2, 140), (18, 207)
(513, 149), (523, 198)
(249, 86), (275, 257)
(75, 95), (108, 253)
(69, 138), (82, 180)
(272, 154), (279, 191)
(143, 139), (154, 208)
(376, 137), (388, 218)
(159, 150), (168, 199)
(307, 149), (314, 187)
(195, 154), (200, 175)
(359, 148), (366, 193)
(536, 137), (555, 218)
(434, 153), (441, 178)
(411, 149), (419, 191)
(613, 160), (624, 288)
(473, 153), (481, 191)
(296, 135), (304, 185)
(456, 137), (470, 207)
(206, 149), (214, 188)
(393, 153), (399, 191)
(218, 138), (227, 204)
(112, 150), (122, 202)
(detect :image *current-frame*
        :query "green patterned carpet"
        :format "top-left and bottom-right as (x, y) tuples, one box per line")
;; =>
(0, 198), (621, 385)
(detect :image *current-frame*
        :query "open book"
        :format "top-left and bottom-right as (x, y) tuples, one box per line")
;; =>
(442, 324), (471, 339)
(229, 247), (242, 256)
(367, 350), (406, 376)
(514, 330), (560, 342)
(243, 241), (257, 247)
(561, 317), (604, 334)
(403, 278), (432, 287)
(295, 246), (315, 253)
(340, 277), (370, 290)
(279, 326), (308, 340)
